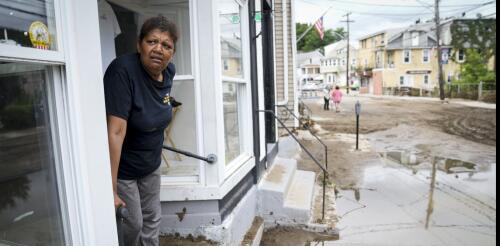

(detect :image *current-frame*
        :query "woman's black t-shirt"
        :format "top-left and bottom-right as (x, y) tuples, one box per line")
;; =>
(104, 53), (175, 180)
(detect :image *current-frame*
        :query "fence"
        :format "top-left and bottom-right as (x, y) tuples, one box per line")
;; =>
(446, 82), (496, 103)
(301, 89), (322, 99)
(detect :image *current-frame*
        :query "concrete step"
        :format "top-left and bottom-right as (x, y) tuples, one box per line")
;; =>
(241, 217), (264, 246)
(258, 158), (297, 218)
(283, 170), (316, 224)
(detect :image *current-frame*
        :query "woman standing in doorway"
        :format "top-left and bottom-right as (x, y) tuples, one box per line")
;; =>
(331, 86), (343, 113)
(104, 16), (178, 246)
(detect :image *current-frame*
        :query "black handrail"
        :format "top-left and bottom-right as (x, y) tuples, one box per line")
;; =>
(163, 145), (217, 164)
(258, 110), (328, 220)
(275, 104), (328, 170)
(299, 99), (313, 120)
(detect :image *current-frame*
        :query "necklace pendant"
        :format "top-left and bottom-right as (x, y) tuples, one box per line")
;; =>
(163, 94), (171, 105)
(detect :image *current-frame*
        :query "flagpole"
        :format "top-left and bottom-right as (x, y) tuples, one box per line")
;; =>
(296, 6), (333, 44)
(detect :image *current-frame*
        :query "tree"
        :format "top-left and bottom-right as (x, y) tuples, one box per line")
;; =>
(296, 23), (346, 53)
(456, 49), (496, 84)
(450, 19), (496, 74)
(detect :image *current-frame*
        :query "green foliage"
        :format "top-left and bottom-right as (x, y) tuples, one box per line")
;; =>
(296, 23), (346, 53)
(450, 19), (496, 64)
(1, 92), (36, 130)
(456, 49), (496, 84)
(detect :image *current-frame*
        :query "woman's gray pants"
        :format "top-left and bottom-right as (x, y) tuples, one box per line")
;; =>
(117, 168), (161, 246)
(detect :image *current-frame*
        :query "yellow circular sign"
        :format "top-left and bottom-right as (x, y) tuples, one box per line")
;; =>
(29, 21), (50, 50)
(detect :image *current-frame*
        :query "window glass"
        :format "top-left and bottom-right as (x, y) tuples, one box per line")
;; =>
(219, 0), (243, 79)
(222, 82), (241, 164)
(0, 61), (65, 245)
(458, 49), (465, 61)
(404, 50), (411, 63)
(412, 32), (419, 46)
(0, 0), (58, 50)
(423, 49), (430, 63)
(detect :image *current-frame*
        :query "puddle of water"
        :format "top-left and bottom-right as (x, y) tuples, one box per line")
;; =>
(320, 163), (496, 245)
(379, 151), (486, 175)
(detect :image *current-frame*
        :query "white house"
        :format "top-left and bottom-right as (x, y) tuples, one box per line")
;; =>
(0, 0), (311, 245)
(297, 49), (325, 85)
(321, 40), (359, 88)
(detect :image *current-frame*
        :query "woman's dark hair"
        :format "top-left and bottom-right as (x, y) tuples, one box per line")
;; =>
(139, 16), (179, 44)
(336, 86), (340, 90)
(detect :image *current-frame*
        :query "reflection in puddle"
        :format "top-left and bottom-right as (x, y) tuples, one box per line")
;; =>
(382, 151), (420, 166)
(379, 151), (487, 176)
(436, 157), (477, 174)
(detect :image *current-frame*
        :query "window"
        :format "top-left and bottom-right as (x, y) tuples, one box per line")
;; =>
(376, 51), (383, 68)
(387, 52), (395, 68)
(412, 32), (420, 46)
(219, 0), (248, 165)
(404, 50), (411, 64)
(458, 49), (466, 62)
(223, 59), (230, 71)
(0, 0), (58, 51)
(0, 62), (65, 245)
(333, 59), (337, 66)
(400, 76), (405, 86)
(423, 49), (430, 63)
(424, 75), (430, 84)
(222, 83), (241, 163)
(342, 59), (346, 66)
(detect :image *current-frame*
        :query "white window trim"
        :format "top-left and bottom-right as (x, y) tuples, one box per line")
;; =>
(424, 74), (431, 85)
(211, 0), (254, 183)
(404, 50), (412, 64)
(423, 49), (430, 63)
(458, 50), (466, 63)
(2, 0), (119, 244)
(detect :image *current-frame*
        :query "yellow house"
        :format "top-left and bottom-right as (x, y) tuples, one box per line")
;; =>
(357, 19), (496, 96)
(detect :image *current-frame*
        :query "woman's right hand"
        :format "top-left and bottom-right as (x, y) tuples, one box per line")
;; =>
(114, 193), (126, 209)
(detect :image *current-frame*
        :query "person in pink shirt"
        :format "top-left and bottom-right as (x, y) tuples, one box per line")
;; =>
(331, 86), (343, 112)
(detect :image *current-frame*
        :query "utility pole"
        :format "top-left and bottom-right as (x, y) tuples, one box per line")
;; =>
(342, 13), (354, 95)
(435, 0), (445, 101)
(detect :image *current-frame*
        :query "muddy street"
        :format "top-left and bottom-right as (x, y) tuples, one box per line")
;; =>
(262, 95), (496, 245)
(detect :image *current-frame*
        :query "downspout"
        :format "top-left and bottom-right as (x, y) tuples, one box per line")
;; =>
(276, 0), (289, 106)
(290, 0), (299, 127)
(249, 0), (262, 182)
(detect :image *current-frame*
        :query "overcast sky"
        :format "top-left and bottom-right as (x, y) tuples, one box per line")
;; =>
(295, 0), (497, 44)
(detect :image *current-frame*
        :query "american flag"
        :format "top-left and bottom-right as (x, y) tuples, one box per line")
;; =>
(315, 17), (325, 40)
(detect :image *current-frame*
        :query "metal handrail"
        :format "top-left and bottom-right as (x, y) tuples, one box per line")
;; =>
(299, 99), (313, 120)
(162, 145), (217, 164)
(258, 110), (328, 220)
(275, 104), (328, 170)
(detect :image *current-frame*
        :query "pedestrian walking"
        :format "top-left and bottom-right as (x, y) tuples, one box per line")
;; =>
(322, 86), (331, 110)
(331, 86), (343, 113)
(104, 16), (179, 246)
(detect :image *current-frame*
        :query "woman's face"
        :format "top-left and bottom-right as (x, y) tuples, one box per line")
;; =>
(137, 29), (175, 77)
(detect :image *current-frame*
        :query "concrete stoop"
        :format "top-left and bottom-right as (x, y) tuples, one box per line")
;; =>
(257, 157), (316, 226)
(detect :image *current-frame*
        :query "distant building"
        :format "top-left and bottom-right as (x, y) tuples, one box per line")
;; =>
(296, 49), (324, 85)
(357, 18), (496, 96)
(320, 40), (359, 88)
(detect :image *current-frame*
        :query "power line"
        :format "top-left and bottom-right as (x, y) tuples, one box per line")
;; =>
(326, 0), (484, 8)
(300, 0), (492, 18)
